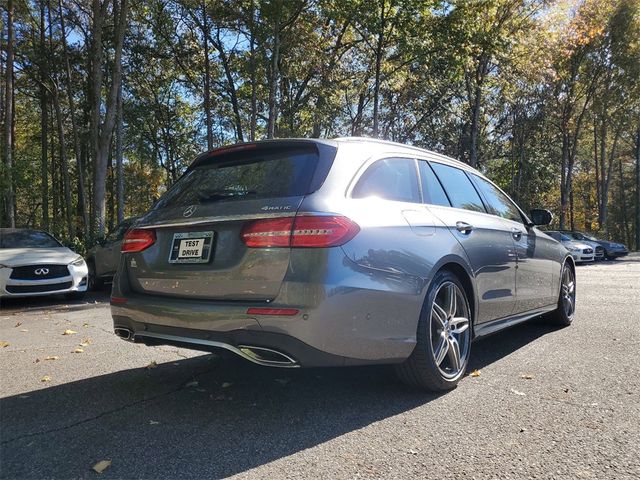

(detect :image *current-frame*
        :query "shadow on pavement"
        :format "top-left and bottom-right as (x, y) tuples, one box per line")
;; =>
(0, 319), (556, 479)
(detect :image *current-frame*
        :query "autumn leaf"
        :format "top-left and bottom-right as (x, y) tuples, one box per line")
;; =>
(14, 322), (22, 328)
(41, 375), (51, 382)
(521, 374), (534, 380)
(221, 382), (232, 388)
(0, 341), (9, 348)
(470, 369), (481, 377)
(62, 329), (77, 336)
(44, 356), (59, 361)
(91, 460), (111, 474)
(72, 347), (84, 353)
(146, 361), (158, 369)
(80, 338), (93, 346)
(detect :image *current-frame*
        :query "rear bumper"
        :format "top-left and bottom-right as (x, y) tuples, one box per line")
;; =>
(111, 315), (368, 367)
(111, 248), (423, 367)
(607, 250), (628, 258)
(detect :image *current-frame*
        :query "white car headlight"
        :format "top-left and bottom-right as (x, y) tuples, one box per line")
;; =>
(570, 246), (581, 252)
(70, 256), (86, 267)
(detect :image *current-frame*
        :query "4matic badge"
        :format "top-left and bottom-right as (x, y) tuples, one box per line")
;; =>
(261, 205), (292, 211)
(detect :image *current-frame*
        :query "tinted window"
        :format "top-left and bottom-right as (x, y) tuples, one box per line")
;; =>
(155, 148), (319, 209)
(470, 175), (522, 222)
(418, 161), (450, 207)
(352, 158), (420, 203)
(0, 230), (62, 248)
(429, 163), (485, 212)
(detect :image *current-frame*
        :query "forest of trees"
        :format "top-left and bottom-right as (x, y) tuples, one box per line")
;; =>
(1, 0), (639, 251)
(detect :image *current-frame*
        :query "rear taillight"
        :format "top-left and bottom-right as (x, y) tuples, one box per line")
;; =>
(121, 228), (156, 253)
(241, 215), (359, 248)
(240, 217), (294, 248)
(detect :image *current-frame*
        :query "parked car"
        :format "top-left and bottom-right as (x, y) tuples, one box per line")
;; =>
(560, 230), (628, 260)
(557, 231), (605, 260)
(0, 229), (88, 299)
(545, 231), (595, 263)
(86, 217), (138, 290)
(111, 138), (575, 391)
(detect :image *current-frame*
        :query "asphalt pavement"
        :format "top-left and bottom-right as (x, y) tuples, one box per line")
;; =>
(1, 256), (639, 479)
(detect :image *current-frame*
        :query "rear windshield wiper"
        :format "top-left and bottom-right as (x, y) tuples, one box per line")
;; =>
(197, 189), (258, 203)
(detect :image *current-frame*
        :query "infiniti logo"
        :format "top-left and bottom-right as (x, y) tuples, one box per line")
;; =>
(183, 205), (198, 218)
(35, 268), (50, 276)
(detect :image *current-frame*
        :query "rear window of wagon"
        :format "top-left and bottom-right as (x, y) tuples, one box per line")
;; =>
(154, 145), (323, 209)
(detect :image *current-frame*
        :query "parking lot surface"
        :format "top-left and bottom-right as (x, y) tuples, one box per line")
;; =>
(1, 256), (639, 479)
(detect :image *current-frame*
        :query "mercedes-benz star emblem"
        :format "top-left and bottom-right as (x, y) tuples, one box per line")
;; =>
(35, 268), (50, 276)
(183, 205), (197, 218)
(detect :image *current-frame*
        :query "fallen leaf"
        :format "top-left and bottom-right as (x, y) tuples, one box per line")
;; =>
(519, 427), (527, 433)
(92, 460), (111, 474)
(80, 338), (93, 346)
(521, 374), (534, 380)
(149, 420), (160, 425)
(83, 322), (89, 327)
(146, 361), (158, 369)
(221, 382), (232, 388)
(19, 395), (30, 399)
(408, 449), (419, 455)
(20, 329), (28, 332)
(44, 356), (59, 361)
(62, 329), (77, 336)
(14, 322), (22, 328)
(0, 341), (9, 348)
(40, 375), (51, 382)
(470, 369), (481, 377)
(563, 388), (570, 393)
(274, 378), (290, 386)
(184, 380), (199, 388)
(72, 347), (84, 353)
(34, 358), (40, 363)
(510, 388), (526, 396)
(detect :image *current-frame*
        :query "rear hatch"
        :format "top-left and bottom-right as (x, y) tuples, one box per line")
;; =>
(125, 141), (336, 301)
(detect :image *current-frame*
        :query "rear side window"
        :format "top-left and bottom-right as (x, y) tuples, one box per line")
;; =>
(418, 161), (450, 207)
(470, 175), (523, 223)
(352, 158), (420, 203)
(429, 162), (486, 213)
(154, 147), (319, 209)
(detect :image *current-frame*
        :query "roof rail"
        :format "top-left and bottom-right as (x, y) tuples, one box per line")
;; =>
(333, 136), (466, 166)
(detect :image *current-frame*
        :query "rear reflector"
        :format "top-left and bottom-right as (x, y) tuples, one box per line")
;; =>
(241, 215), (359, 248)
(121, 228), (156, 253)
(246, 307), (299, 316)
(110, 296), (128, 304)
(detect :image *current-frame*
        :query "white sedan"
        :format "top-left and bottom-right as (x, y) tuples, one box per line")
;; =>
(545, 231), (595, 263)
(0, 229), (88, 299)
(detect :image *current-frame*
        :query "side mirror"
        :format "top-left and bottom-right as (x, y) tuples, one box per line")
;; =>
(529, 208), (553, 226)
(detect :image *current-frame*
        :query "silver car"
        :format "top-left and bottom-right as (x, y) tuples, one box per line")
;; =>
(111, 138), (575, 391)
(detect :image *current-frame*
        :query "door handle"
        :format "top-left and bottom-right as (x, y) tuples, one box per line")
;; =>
(511, 228), (523, 241)
(455, 221), (473, 234)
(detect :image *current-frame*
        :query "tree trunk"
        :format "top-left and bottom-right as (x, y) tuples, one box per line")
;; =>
(2, 0), (15, 227)
(372, 0), (385, 138)
(202, 0), (213, 150)
(599, 128), (621, 233)
(58, 0), (88, 239)
(249, 0), (257, 141)
(559, 129), (569, 230)
(618, 157), (630, 247)
(635, 127), (640, 251)
(40, 1), (49, 231)
(267, 1), (281, 139)
(90, 0), (128, 239)
(116, 79), (124, 224)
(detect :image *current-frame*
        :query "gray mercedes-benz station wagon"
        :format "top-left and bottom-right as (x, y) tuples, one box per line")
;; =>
(111, 137), (575, 391)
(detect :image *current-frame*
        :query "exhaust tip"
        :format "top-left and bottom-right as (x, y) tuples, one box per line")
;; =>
(238, 345), (297, 367)
(114, 327), (134, 341)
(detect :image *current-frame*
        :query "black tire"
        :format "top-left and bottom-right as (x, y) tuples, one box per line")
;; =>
(546, 261), (575, 327)
(395, 270), (472, 391)
(87, 261), (103, 291)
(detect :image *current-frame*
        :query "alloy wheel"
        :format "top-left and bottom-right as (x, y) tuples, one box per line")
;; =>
(561, 266), (576, 319)
(429, 281), (471, 379)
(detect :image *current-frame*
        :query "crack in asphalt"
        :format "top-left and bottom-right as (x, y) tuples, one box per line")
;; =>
(0, 367), (215, 446)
